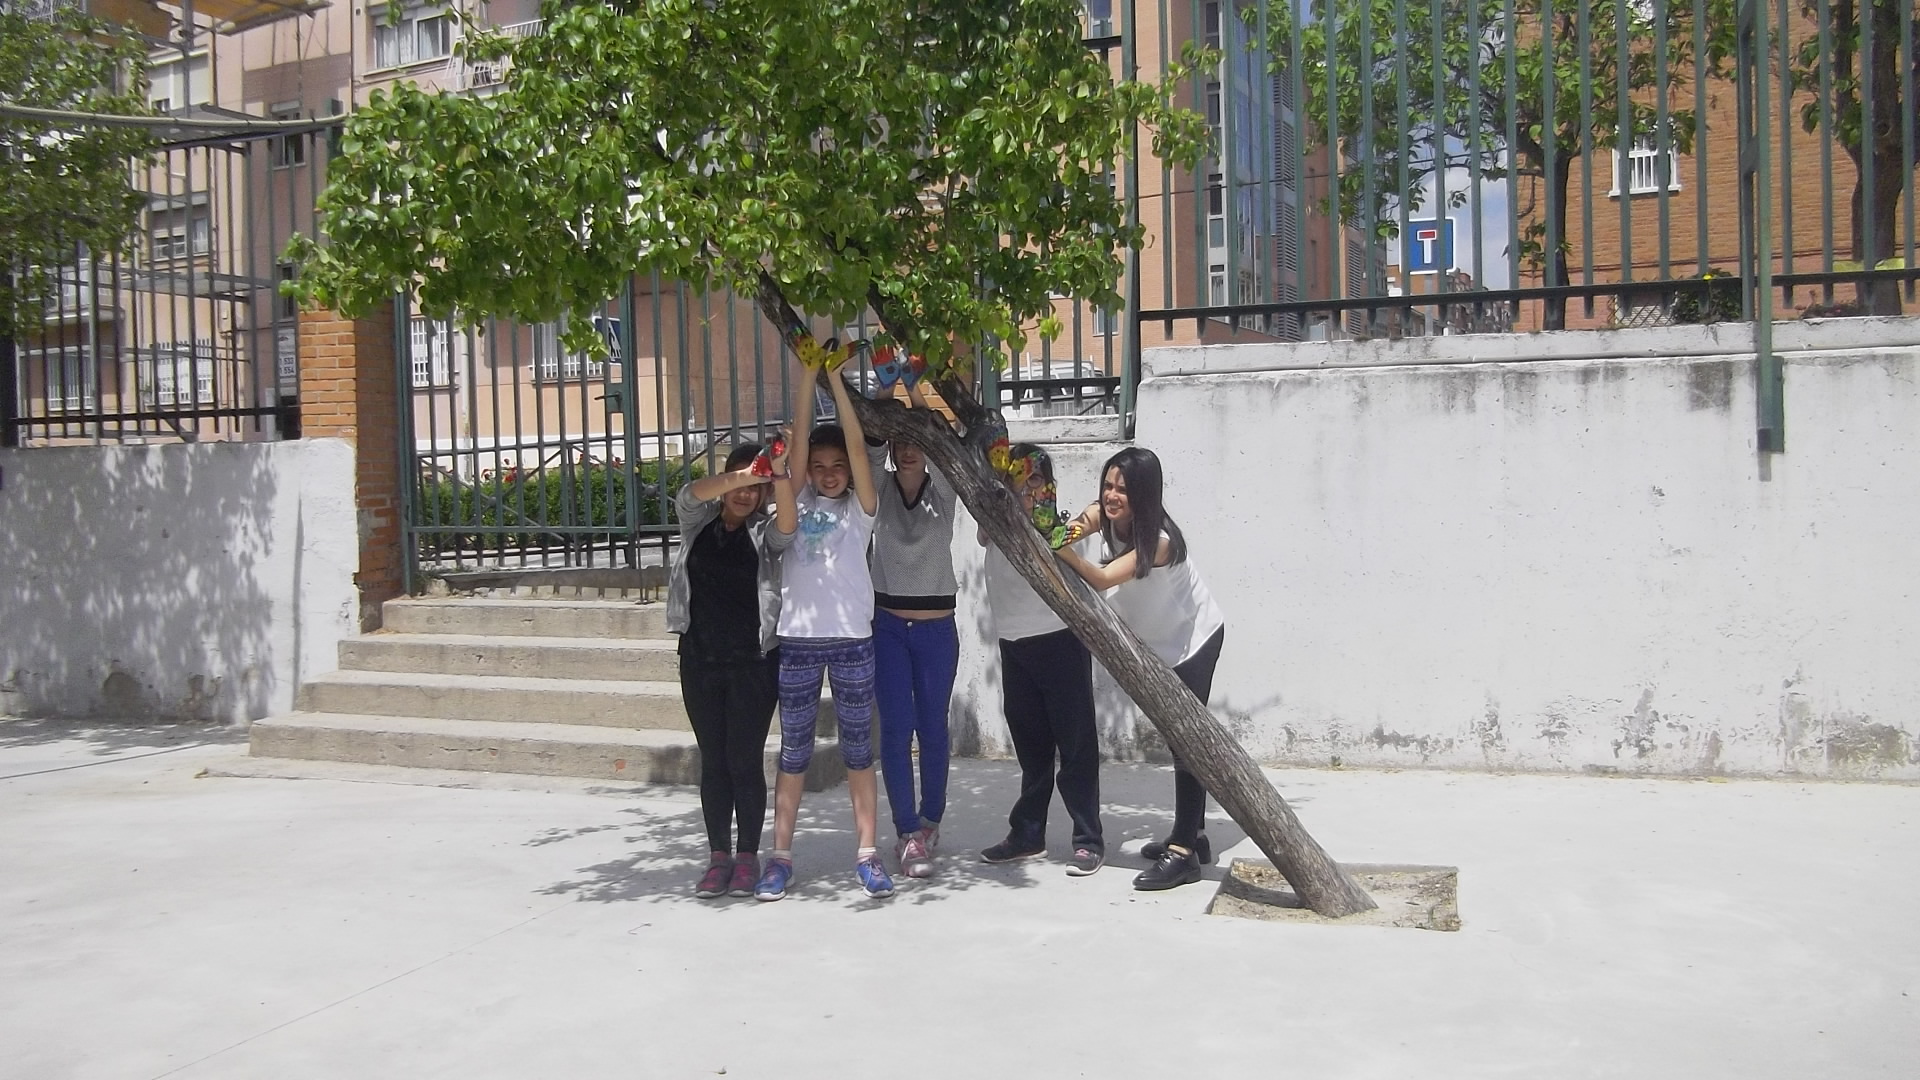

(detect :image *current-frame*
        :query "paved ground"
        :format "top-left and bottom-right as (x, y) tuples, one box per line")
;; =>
(3, 718), (1916, 1080)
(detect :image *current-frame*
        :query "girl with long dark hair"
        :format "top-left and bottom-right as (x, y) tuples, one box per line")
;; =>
(669, 438), (797, 898)
(1056, 446), (1225, 891)
(979, 444), (1106, 877)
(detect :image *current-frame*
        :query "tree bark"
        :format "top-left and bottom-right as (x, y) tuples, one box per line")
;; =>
(749, 274), (1378, 917)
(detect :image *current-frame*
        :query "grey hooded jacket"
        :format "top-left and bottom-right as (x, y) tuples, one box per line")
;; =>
(666, 483), (793, 656)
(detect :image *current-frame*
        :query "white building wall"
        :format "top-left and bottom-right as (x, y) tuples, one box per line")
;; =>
(949, 324), (1920, 779)
(0, 439), (359, 724)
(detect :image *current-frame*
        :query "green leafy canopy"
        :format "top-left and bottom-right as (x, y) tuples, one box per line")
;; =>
(290, 0), (1209, 367)
(0, 8), (155, 340)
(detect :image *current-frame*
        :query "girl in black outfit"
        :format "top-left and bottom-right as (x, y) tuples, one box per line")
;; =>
(668, 440), (798, 898)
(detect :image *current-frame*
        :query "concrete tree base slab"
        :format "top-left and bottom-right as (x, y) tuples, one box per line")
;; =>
(1209, 859), (1461, 931)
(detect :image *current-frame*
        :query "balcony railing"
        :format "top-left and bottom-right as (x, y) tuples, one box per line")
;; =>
(444, 19), (543, 92)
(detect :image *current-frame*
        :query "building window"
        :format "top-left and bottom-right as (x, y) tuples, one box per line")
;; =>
(409, 316), (452, 388)
(373, 5), (452, 70)
(145, 341), (217, 406)
(1208, 264), (1227, 307)
(271, 104), (307, 168)
(1092, 306), (1118, 336)
(532, 320), (605, 382)
(1611, 134), (1682, 197)
(1203, 1), (1222, 49)
(1083, 0), (1113, 36)
(1206, 171), (1225, 250)
(30, 346), (97, 413)
(148, 52), (209, 112)
(150, 206), (210, 262)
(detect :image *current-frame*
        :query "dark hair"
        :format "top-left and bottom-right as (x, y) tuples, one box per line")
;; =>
(1007, 442), (1055, 485)
(1099, 446), (1185, 579)
(724, 442), (763, 472)
(808, 423), (848, 457)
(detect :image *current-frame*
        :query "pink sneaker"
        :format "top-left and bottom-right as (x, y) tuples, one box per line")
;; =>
(728, 855), (760, 897)
(899, 832), (934, 878)
(695, 854), (731, 899)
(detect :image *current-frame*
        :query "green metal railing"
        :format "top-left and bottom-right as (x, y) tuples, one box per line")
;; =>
(1125, 0), (1917, 453)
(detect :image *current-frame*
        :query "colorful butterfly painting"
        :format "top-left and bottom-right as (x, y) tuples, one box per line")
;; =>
(870, 346), (927, 396)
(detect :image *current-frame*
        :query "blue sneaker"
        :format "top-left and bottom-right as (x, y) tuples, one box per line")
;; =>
(754, 858), (794, 902)
(856, 855), (896, 899)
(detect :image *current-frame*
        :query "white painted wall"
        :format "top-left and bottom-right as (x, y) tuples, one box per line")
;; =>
(0, 440), (359, 723)
(947, 326), (1920, 780)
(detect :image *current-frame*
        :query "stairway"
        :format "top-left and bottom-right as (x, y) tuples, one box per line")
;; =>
(248, 594), (845, 790)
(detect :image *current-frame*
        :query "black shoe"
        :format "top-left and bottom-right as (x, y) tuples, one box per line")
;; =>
(1141, 833), (1212, 864)
(1064, 847), (1104, 876)
(1132, 845), (1204, 891)
(980, 838), (1047, 864)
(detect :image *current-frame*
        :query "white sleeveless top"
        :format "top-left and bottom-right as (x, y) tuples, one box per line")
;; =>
(1101, 532), (1225, 667)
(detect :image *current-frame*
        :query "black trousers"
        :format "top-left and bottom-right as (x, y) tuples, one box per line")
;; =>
(999, 628), (1103, 852)
(680, 650), (780, 854)
(1168, 627), (1226, 848)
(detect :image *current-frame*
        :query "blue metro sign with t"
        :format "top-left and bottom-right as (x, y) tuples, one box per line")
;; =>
(1405, 218), (1456, 275)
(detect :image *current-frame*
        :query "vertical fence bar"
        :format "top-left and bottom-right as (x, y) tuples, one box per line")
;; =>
(1543, 2), (1561, 303)
(1817, 0), (1834, 292)
(1430, 0), (1448, 312)
(1655, 0), (1673, 282)
(394, 294), (420, 594)
(1577, 0), (1595, 317)
(1192, 0), (1211, 331)
(1394, 0), (1411, 327)
(1323, 0), (1343, 328)
(1774, 0), (1793, 294)
(507, 315), (528, 567)
(1160, 0), (1176, 332)
(0, 312), (16, 448)
(1505, 0), (1521, 310)
(1254, 0), (1275, 336)
(1613, 0), (1633, 299)
(1755, 0), (1780, 451)
(1858, 0), (1876, 280)
(1467, 0), (1486, 297)
(1696, 0), (1712, 273)
(1904, 4), (1916, 301)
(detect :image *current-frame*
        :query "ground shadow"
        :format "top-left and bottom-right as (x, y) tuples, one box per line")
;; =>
(0, 715), (247, 756)
(531, 760), (1309, 906)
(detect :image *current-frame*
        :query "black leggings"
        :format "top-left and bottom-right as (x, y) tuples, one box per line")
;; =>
(680, 650), (780, 854)
(1168, 627), (1226, 848)
(999, 628), (1104, 853)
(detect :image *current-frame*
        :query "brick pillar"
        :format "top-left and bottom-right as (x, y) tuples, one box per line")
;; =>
(299, 302), (404, 631)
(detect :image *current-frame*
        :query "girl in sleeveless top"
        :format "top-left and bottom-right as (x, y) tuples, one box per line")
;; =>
(865, 374), (959, 879)
(1056, 447), (1226, 891)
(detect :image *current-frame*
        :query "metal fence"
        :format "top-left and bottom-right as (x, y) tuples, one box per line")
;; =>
(2, 122), (334, 447)
(1130, 0), (1917, 338)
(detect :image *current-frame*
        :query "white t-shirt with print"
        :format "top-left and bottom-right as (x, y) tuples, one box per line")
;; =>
(777, 484), (878, 639)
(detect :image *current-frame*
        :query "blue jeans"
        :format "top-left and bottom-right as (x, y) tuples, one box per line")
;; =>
(872, 610), (959, 838)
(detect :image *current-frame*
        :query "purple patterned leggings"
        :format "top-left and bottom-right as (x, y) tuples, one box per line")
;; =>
(776, 636), (876, 774)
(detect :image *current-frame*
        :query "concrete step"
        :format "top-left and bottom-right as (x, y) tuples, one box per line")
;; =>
(381, 597), (671, 640)
(248, 713), (846, 791)
(294, 668), (837, 735)
(340, 634), (680, 683)
(296, 669), (691, 730)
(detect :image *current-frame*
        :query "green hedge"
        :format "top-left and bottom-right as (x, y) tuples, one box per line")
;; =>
(416, 460), (702, 553)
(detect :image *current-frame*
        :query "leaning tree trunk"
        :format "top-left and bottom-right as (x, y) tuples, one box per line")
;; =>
(752, 274), (1376, 917)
